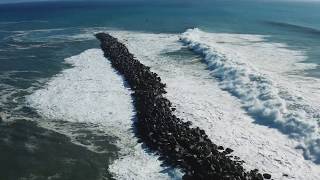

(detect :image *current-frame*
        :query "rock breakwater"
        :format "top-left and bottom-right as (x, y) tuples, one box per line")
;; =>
(95, 33), (271, 180)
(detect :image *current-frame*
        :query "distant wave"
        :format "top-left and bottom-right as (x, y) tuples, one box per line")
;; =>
(0, 20), (48, 25)
(265, 21), (320, 35)
(181, 28), (320, 163)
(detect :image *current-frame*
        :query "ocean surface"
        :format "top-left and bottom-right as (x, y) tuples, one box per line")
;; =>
(0, 0), (320, 179)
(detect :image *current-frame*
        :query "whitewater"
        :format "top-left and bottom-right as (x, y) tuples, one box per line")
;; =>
(27, 49), (183, 179)
(27, 29), (320, 179)
(181, 28), (320, 163)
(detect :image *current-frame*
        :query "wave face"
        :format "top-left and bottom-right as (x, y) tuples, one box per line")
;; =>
(181, 28), (320, 163)
(27, 49), (182, 180)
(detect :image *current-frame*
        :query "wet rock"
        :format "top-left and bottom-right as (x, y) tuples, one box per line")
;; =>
(263, 173), (272, 179)
(224, 148), (234, 154)
(95, 33), (271, 180)
(218, 146), (224, 150)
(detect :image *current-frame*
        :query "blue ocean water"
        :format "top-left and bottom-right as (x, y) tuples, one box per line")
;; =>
(0, 0), (320, 179)
(1, 0), (320, 73)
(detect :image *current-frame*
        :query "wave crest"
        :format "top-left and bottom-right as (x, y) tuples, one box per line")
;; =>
(181, 28), (320, 163)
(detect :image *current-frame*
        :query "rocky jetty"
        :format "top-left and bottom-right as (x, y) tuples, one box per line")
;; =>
(95, 33), (272, 180)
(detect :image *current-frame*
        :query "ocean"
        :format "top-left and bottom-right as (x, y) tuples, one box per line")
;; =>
(0, 0), (320, 179)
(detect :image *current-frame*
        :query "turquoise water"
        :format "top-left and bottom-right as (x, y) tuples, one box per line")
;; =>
(0, 1), (320, 179)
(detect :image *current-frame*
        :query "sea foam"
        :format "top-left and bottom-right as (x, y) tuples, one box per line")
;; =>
(181, 28), (320, 163)
(27, 49), (182, 180)
(26, 29), (320, 179)
(107, 30), (320, 179)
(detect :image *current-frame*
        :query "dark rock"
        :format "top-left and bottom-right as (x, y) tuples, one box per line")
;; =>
(218, 146), (224, 150)
(263, 173), (272, 179)
(95, 33), (271, 180)
(224, 148), (234, 154)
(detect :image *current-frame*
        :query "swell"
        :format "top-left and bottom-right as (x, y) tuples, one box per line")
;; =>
(96, 33), (272, 179)
(181, 28), (320, 163)
(265, 21), (320, 35)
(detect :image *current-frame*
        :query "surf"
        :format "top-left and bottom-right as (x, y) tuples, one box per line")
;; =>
(181, 28), (320, 163)
(104, 30), (320, 179)
(26, 29), (320, 179)
(27, 48), (182, 179)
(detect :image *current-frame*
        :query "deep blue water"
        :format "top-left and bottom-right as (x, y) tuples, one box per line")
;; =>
(0, 1), (319, 179)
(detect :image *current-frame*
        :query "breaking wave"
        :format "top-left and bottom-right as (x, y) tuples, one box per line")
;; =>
(181, 28), (320, 163)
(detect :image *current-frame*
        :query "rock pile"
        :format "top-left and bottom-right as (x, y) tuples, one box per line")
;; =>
(95, 33), (272, 180)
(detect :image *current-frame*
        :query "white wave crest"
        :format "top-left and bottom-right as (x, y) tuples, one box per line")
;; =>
(109, 30), (320, 179)
(181, 28), (320, 163)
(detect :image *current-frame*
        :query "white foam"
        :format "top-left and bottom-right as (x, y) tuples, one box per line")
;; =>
(181, 28), (320, 163)
(109, 30), (320, 179)
(26, 29), (320, 179)
(27, 49), (182, 180)
(7, 28), (83, 44)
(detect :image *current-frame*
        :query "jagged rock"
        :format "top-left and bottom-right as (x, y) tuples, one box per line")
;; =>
(218, 146), (224, 150)
(95, 33), (270, 180)
(224, 148), (234, 154)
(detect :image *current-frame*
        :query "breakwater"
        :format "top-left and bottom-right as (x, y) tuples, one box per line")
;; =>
(95, 33), (271, 180)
